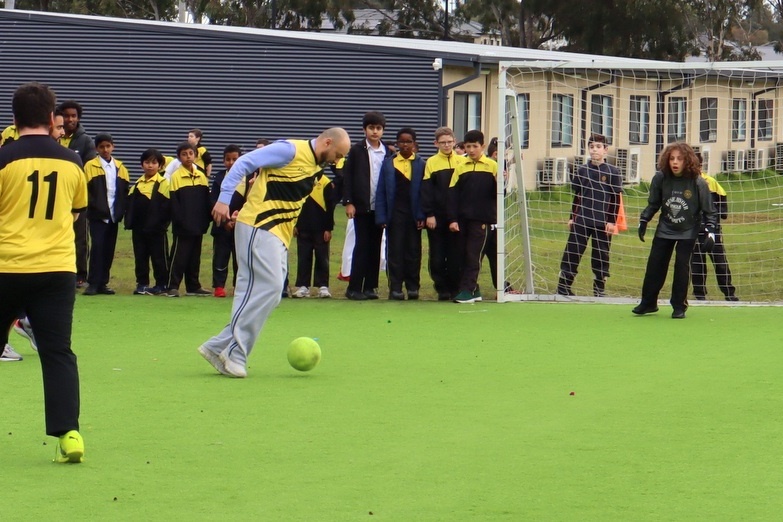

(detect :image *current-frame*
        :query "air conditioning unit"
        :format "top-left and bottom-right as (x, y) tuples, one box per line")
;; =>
(615, 148), (629, 178)
(538, 157), (568, 186)
(723, 150), (736, 172)
(736, 149), (746, 171)
(746, 149), (757, 171)
(775, 143), (783, 172)
(626, 148), (641, 184)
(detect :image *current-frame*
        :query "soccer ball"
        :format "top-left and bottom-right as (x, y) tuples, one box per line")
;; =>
(287, 337), (321, 372)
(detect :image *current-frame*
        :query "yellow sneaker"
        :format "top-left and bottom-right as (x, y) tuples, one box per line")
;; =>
(55, 430), (84, 463)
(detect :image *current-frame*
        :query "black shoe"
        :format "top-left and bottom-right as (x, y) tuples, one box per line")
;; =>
(671, 309), (686, 319)
(83, 286), (98, 296)
(726, 295), (739, 302)
(407, 290), (419, 300)
(97, 286), (116, 295)
(363, 289), (379, 300)
(437, 292), (452, 301)
(632, 304), (659, 315)
(557, 286), (575, 296)
(345, 289), (368, 301)
(389, 291), (405, 300)
(694, 295), (706, 301)
(593, 279), (606, 298)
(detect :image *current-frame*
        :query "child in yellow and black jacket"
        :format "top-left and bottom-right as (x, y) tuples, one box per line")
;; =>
(447, 130), (498, 304)
(292, 172), (336, 298)
(82, 133), (130, 295)
(166, 141), (211, 297)
(126, 148), (171, 295)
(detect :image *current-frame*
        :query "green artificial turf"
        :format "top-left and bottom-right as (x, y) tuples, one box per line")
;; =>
(2, 298), (782, 520)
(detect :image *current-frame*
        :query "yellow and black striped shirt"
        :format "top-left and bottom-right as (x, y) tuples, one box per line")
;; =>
(236, 140), (322, 247)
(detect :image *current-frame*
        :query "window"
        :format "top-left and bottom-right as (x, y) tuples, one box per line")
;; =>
(590, 95), (613, 144)
(453, 92), (482, 141)
(551, 94), (573, 147)
(517, 93), (530, 149)
(699, 97), (718, 143)
(629, 95), (650, 144)
(732, 98), (747, 142)
(758, 99), (774, 141)
(667, 97), (687, 142)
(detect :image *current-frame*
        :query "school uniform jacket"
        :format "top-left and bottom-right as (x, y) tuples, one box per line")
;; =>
(62, 123), (96, 164)
(422, 150), (465, 219)
(569, 161), (622, 228)
(375, 152), (426, 226)
(296, 173), (335, 233)
(640, 172), (716, 240)
(447, 155), (498, 225)
(83, 156), (130, 222)
(169, 164), (211, 237)
(341, 140), (391, 214)
(125, 173), (171, 233)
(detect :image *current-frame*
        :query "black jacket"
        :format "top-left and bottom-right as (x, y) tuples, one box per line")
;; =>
(66, 123), (97, 164)
(341, 140), (391, 214)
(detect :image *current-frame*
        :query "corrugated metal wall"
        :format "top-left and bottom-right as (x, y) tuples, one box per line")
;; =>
(0, 13), (441, 179)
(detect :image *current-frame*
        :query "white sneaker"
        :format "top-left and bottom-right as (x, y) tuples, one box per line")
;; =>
(13, 318), (37, 352)
(1, 344), (23, 362)
(293, 286), (310, 298)
(197, 345), (228, 375)
(219, 351), (247, 378)
(318, 286), (332, 298)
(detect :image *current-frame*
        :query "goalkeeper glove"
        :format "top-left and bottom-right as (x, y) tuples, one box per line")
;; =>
(702, 226), (716, 252)
(638, 220), (648, 242)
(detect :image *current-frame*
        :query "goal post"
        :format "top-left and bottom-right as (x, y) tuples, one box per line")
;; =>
(495, 60), (783, 304)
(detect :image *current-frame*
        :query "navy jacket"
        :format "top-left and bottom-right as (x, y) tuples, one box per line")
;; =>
(375, 153), (426, 226)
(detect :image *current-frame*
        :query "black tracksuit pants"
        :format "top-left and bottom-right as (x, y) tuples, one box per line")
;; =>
(348, 212), (383, 293)
(295, 230), (330, 288)
(427, 218), (460, 296)
(212, 232), (237, 289)
(168, 234), (204, 292)
(0, 272), (80, 437)
(691, 230), (736, 299)
(640, 235), (696, 311)
(87, 219), (119, 288)
(457, 220), (490, 293)
(132, 230), (169, 288)
(386, 208), (421, 293)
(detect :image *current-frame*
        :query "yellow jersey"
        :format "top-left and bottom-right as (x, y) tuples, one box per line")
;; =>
(0, 135), (87, 273)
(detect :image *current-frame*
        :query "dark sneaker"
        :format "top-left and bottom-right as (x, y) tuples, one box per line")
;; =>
(454, 290), (476, 304)
(147, 286), (165, 296)
(389, 291), (405, 300)
(133, 285), (148, 295)
(472, 289), (482, 302)
(407, 290), (419, 300)
(671, 309), (686, 319)
(186, 288), (211, 296)
(593, 279), (606, 298)
(726, 295), (739, 302)
(363, 289), (379, 300)
(97, 286), (116, 295)
(632, 304), (659, 315)
(437, 292), (451, 301)
(345, 289), (368, 301)
(83, 285), (98, 296)
(164, 289), (180, 298)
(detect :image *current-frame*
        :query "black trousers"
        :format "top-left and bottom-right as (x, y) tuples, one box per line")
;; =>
(132, 229), (169, 288)
(0, 272), (80, 437)
(294, 230), (330, 288)
(427, 219), (460, 296)
(168, 234), (204, 292)
(74, 212), (89, 281)
(87, 219), (119, 288)
(385, 208), (422, 293)
(457, 220), (490, 293)
(347, 212), (383, 293)
(691, 231), (736, 298)
(212, 232), (237, 289)
(560, 221), (611, 281)
(640, 235), (696, 311)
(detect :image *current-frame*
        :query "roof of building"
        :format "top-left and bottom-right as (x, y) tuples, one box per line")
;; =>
(0, 9), (652, 68)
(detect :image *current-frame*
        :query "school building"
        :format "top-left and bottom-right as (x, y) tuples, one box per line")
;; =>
(2, 9), (782, 187)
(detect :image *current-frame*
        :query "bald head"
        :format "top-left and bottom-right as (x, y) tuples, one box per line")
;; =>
(315, 127), (351, 166)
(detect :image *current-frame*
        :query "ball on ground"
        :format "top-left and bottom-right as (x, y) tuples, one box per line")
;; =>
(287, 337), (321, 372)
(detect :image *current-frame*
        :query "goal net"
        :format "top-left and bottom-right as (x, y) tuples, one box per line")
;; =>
(496, 61), (783, 304)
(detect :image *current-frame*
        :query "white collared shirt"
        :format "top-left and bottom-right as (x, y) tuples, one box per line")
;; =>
(101, 156), (117, 223)
(366, 140), (386, 211)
